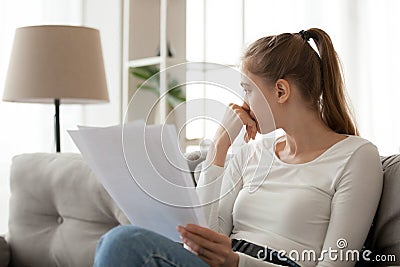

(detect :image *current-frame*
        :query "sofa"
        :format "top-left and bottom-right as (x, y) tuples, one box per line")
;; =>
(0, 152), (399, 267)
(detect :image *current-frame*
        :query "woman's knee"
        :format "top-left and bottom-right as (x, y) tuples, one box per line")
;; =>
(104, 225), (144, 239)
(96, 225), (154, 253)
(95, 225), (152, 266)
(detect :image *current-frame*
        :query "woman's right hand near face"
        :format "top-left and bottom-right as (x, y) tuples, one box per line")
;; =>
(207, 102), (257, 167)
(215, 102), (257, 147)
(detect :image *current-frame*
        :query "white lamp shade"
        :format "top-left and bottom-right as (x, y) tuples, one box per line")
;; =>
(3, 25), (109, 104)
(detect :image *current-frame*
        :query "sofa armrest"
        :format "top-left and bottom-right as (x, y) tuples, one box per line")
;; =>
(0, 235), (10, 267)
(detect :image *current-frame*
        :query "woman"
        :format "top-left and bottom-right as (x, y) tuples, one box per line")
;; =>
(94, 28), (383, 267)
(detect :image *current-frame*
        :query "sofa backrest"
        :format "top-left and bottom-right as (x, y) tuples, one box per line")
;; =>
(361, 154), (400, 266)
(7, 153), (129, 267)
(6, 152), (400, 267)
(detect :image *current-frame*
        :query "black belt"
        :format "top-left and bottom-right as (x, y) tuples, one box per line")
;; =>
(231, 239), (300, 267)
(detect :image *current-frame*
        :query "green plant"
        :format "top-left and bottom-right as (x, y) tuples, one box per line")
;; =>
(129, 65), (186, 109)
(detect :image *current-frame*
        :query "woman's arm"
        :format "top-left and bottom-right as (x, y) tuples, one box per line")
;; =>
(196, 144), (244, 234)
(197, 103), (256, 233)
(186, 103), (286, 267)
(316, 143), (383, 266)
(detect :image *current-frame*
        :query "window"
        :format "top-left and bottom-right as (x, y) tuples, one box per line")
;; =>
(186, 0), (400, 155)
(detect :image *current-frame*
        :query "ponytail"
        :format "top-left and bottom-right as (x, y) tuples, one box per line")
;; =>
(243, 28), (358, 135)
(306, 28), (358, 135)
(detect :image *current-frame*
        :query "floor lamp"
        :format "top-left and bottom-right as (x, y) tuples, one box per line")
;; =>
(3, 25), (109, 152)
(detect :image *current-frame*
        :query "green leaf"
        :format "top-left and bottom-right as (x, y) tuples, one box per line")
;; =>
(167, 96), (183, 108)
(129, 65), (185, 109)
(174, 95), (186, 102)
(169, 87), (183, 97)
(168, 79), (179, 88)
(137, 84), (160, 95)
(129, 68), (151, 80)
(129, 65), (160, 81)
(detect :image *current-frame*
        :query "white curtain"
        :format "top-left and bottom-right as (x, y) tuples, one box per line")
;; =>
(0, 0), (83, 234)
(186, 0), (400, 156)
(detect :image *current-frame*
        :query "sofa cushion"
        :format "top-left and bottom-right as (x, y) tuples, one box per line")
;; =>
(0, 235), (10, 267)
(8, 153), (129, 267)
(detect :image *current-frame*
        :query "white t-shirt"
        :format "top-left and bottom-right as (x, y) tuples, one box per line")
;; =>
(196, 135), (383, 267)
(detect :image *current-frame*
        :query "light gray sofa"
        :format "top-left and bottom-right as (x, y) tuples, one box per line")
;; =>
(0, 152), (399, 267)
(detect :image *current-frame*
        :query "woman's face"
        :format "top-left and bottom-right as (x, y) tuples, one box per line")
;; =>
(241, 71), (276, 134)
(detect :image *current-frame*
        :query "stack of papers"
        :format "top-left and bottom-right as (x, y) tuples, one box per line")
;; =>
(69, 121), (207, 241)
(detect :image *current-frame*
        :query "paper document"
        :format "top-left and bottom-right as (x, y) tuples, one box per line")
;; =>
(69, 121), (207, 242)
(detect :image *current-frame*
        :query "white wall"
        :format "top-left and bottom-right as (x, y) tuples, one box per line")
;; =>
(59, 0), (123, 152)
(82, 0), (122, 125)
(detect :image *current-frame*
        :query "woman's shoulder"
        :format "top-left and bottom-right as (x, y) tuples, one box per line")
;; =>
(338, 135), (378, 153)
(346, 135), (381, 159)
(334, 135), (383, 189)
(344, 134), (372, 144)
(314, 135), (379, 166)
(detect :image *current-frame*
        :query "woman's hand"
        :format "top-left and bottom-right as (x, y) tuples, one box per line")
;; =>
(214, 102), (257, 148)
(206, 102), (257, 167)
(177, 224), (239, 267)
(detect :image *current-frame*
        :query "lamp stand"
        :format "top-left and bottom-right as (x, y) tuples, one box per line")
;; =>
(54, 98), (61, 152)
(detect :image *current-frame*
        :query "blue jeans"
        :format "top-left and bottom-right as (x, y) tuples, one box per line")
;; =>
(94, 225), (210, 267)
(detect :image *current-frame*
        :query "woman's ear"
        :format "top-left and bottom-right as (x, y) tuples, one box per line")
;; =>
(275, 79), (290, 104)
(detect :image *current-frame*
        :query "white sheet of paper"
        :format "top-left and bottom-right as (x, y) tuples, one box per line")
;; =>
(69, 121), (207, 242)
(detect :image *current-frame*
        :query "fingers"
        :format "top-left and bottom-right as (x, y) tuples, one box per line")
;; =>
(228, 103), (257, 141)
(177, 225), (232, 266)
(179, 224), (224, 243)
(241, 101), (250, 111)
(244, 132), (250, 143)
(184, 237), (226, 265)
(245, 126), (256, 143)
(216, 102), (257, 148)
(177, 226), (214, 262)
(181, 233), (219, 259)
(228, 104), (255, 127)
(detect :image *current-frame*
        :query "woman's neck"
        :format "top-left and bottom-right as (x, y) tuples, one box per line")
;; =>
(276, 111), (345, 163)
